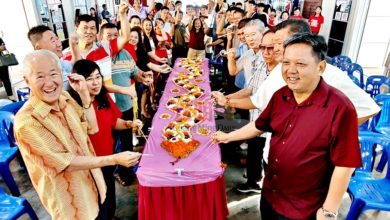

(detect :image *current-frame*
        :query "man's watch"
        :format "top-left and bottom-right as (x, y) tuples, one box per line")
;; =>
(321, 207), (337, 219)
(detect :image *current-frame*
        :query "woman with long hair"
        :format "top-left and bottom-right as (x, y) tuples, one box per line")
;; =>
(141, 18), (169, 64)
(308, 6), (324, 34)
(68, 59), (143, 220)
(153, 18), (172, 62)
(130, 27), (171, 118)
(279, 10), (289, 23)
(187, 17), (209, 59)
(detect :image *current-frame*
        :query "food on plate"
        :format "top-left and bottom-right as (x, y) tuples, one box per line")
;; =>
(196, 127), (211, 136)
(160, 113), (171, 119)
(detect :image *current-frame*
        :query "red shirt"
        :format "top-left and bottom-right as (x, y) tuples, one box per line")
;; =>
(63, 39), (120, 84)
(155, 32), (172, 59)
(255, 79), (362, 219)
(189, 29), (205, 50)
(89, 94), (122, 156)
(123, 43), (138, 62)
(308, 15), (324, 34)
(290, 15), (304, 19)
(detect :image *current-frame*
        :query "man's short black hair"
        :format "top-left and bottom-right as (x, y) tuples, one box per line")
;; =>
(233, 7), (245, 17)
(175, 1), (182, 6)
(175, 10), (183, 16)
(155, 3), (163, 11)
(258, 3), (266, 8)
(130, 15), (141, 22)
(186, 4), (194, 8)
(102, 4), (107, 8)
(236, 2), (242, 7)
(284, 33), (328, 61)
(263, 4), (271, 13)
(238, 18), (251, 29)
(27, 25), (52, 47)
(100, 23), (118, 32)
(248, 0), (256, 5)
(274, 19), (311, 34)
(75, 14), (95, 27)
(161, 6), (169, 11)
(201, 5), (208, 10)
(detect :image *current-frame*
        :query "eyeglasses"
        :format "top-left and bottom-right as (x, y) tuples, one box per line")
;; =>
(260, 45), (274, 51)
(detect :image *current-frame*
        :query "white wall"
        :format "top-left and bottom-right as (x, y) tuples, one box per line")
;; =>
(319, 0), (336, 43)
(0, 0), (39, 86)
(356, 0), (390, 68)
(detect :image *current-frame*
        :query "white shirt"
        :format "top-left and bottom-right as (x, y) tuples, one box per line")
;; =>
(250, 63), (380, 118)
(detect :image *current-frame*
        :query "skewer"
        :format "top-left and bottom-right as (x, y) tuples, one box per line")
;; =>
(138, 128), (148, 141)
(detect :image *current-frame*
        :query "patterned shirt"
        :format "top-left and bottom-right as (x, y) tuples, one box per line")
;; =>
(246, 50), (269, 121)
(14, 92), (106, 220)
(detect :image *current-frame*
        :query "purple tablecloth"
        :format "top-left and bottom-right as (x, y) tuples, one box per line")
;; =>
(137, 58), (224, 187)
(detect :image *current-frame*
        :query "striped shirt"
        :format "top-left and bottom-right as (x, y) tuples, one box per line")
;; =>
(246, 51), (269, 122)
(14, 92), (106, 220)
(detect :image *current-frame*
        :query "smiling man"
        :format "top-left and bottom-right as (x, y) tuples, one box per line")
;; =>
(14, 50), (141, 219)
(213, 33), (362, 220)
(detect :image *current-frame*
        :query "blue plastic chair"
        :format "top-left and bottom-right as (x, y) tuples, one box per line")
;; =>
(0, 99), (13, 108)
(330, 55), (352, 71)
(16, 87), (30, 101)
(348, 74), (363, 89)
(346, 63), (364, 88)
(0, 111), (20, 196)
(347, 132), (390, 219)
(0, 187), (38, 220)
(365, 75), (390, 97)
(0, 101), (26, 115)
(373, 93), (390, 136)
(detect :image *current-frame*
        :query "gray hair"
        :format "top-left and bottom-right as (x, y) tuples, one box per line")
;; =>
(244, 19), (265, 34)
(23, 49), (62, 77)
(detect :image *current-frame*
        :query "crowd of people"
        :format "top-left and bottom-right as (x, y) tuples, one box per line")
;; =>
(8, 0), (381, 219)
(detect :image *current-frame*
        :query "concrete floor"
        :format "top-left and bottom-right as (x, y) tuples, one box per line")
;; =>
(1, 144), (390, 220)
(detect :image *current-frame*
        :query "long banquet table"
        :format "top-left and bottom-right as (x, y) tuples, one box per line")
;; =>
(137, 58), (228, 220)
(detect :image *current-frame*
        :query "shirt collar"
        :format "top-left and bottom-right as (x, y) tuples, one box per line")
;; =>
(282, 77), (330, 108)
(30, 91), (70, 118)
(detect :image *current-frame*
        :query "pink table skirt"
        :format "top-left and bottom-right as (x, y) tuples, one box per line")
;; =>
(138, 176), (229, 220)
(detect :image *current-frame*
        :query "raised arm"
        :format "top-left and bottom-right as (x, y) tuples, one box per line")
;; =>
(67, 73), (98, 134)
(216, 13), (226, 35)
(116, 2), (131, 50)
(69, 32), (81, 65)
(148, 0), (155, 13)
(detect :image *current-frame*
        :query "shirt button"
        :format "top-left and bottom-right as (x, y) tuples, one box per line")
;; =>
(282, 141), (285, 144)
(272, 189), (276, 193)
(289, 124), (292, 128)
(275, 159), (278, 163)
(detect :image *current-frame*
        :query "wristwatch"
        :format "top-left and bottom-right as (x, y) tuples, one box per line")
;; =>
(321, 207), (337, 219)
(82, 101), (92, 109)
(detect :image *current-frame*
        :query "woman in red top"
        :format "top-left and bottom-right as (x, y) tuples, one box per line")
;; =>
(308, 6), (324, 34)
(187, 17), (209, 59)
(154, 18), (172, 61)
(290, 7), (304, 19)
(69, 59), (143, 220)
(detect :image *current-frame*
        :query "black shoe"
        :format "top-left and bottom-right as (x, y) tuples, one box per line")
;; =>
(236, 182), (261, 194)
